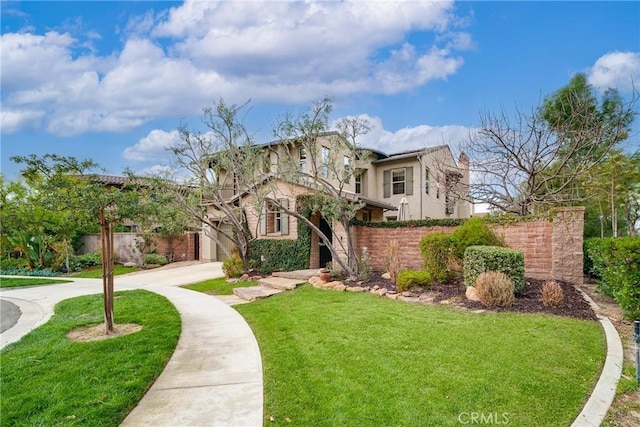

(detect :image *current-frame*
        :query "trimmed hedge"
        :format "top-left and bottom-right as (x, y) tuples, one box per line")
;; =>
(451, 217), (504, 260)
(143, 253), (168, 266)
(419, 233), (455, 281)
(464, 246), (525, 293)
(397, 270), (432, 292)
(351, 218), (465, 228)
(585, 237), (640, 320)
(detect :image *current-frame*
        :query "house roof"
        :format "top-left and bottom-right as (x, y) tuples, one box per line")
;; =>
(92, 174), (129, 186)
(371, 145), (451, 164)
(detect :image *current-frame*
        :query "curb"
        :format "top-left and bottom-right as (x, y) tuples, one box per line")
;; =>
(571, 288), (624, 427)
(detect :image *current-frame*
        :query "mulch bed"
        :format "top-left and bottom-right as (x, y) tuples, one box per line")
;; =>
(345, 271), (598, 321)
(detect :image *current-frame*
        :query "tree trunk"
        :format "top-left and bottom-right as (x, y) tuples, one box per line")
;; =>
(101, 209), (115, 334)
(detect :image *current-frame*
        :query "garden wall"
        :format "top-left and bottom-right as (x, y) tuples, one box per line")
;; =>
(354, 207), (585, 285)
(79, 231), (201, 264)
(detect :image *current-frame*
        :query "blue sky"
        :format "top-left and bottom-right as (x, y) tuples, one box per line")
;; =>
(1, 0), (639, 180)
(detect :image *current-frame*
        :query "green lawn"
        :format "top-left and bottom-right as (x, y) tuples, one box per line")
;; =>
(0, 277), (71, 288)
(182, 277), (258, 295)
(70, 265), (140, 278)
(236, 285), (606, 427)
(0, 290), (181, 427)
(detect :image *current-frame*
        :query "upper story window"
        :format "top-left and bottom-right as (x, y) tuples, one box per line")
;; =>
(299, 148), (307, 173)
(321, 147), (330, 179)
(355, 172), (362, 194)
(383, 166), (413, 198)
(392, 168), (405, 195)
(424, 166), (430, 194)
(343, 156), (350, 183)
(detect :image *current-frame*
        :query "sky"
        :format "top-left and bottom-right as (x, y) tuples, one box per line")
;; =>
(1, 0), (639, 181)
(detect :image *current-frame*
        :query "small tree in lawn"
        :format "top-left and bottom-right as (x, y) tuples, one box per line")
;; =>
(11, 154), (144, 334)
(268, 97), (372, 280)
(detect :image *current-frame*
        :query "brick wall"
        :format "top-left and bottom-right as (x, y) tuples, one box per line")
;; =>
(354, 207), (585, 285)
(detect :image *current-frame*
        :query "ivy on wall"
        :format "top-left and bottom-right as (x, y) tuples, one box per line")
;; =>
(247, 195), (313, 273)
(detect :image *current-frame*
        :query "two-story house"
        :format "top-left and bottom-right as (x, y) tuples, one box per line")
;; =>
(201, 131), (470, 268)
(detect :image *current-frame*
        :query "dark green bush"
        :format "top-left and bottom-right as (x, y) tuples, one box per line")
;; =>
(75, 252), (102, 269)
(248, 239), (309, 274)
(397, 270), (432, 292)
(451, 217), (504, 261)
(419, 233), (455, 281)
(143, 253), (168, 266)
(585, 237), (640, 320)
(0, 267), (56, 277)
(0, 257), (29, 270)
(464, 246), (525, 293)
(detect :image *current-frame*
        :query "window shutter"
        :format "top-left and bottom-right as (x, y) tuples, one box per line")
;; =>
(383, 170), (390, 198)
(259, 202), (267, 236)
(280, 198), (289, 235)
(405, 167), (414, 195)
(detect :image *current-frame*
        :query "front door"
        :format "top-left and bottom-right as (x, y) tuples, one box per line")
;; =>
(319, 216), (333, 268)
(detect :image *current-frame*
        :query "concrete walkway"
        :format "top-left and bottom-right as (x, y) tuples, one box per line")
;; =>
(0, 262), (263, 426)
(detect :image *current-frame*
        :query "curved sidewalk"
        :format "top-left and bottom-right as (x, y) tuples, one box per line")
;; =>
(0, 262), (263, 427)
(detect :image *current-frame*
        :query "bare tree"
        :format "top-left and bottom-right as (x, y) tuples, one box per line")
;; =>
(455, 89), (637, 215)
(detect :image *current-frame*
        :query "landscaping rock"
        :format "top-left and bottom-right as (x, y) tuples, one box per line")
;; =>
(465, 286), (480, 302)
(401, 291), (418, 298)
(381, 272), (392, 280)
(386, 293), (398, 300)
(399, 296), (419, 303)
(123, 262), (137, 267)
(333, 284), (347, 292)
(324, 281), (343, 290)
(227, 278), (239, 283)
(376, 288), (388, 296)
(308, 275), (322, 285)
(238, 273), (250, 282)
(346, 286), (365, 293)
(418, 293), (434, 303)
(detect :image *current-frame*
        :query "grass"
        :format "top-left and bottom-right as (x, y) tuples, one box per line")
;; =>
(236, 285), (606, 427)
(0, 290), (181, 427)
(0, 277), (71, 288)
(182, 276), (258, 295)
(70, 265), (140, 278)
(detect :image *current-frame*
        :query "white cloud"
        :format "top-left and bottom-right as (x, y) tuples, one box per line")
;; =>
(123, 129), (182, 162)
(0, 1), (471, 136)
(587, 51), (640, 93)
(0, 109), (46, 133)
(338, 114), (471, 154)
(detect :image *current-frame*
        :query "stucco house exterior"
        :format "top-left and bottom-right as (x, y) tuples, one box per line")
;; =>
(201, 131), (470, 268)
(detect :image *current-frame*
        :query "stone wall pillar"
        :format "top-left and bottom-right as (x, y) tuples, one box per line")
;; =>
(551, 207), (585, 285)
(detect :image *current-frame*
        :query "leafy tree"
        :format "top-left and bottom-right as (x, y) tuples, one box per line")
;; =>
(9, 154), (149, 333)
(269, 97), (373, 279)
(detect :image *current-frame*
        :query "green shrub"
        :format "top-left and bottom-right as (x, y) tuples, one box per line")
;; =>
(75, 252), (102, 269)
(0, 257), (29, 270)
(222, 255), (244, 278)
(248, 238), (309, 274)
(397, 270), (432, 292)
(464, 246), (525, 293)
(419, 233), (455, 281)
(475, 271), (515, 307)
(585, 237), (640, 320)
(143, 253), (168, 266)
(451, 217), (504, 261)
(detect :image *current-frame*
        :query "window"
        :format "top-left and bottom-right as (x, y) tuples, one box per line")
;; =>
(383, 167), (413, 198)
(392, 168), (405, 195)
(299, 148), (307, 173)
(355, 172), (362, 194)
(424, 167), (430, 194)
(259, 199), (290, 235)
(343, 156), (350, 183)
(361, 210), (370, 222)
(321, 147), (330, 178)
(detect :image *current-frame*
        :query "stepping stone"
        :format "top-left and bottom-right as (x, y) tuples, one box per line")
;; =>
(259, 277), (306, 291)
(215, 295), (252, 306)
(233, 285), (283, 301)
(272, 269), (318, 280)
